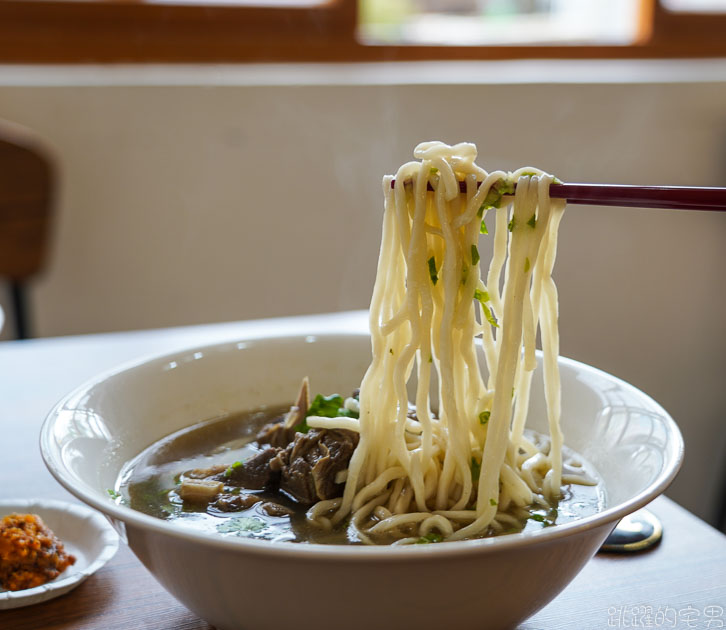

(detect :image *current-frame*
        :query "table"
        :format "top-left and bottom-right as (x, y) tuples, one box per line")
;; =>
(1, 311), (724, 630)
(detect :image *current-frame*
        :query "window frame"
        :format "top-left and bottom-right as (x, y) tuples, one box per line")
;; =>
(0, 0), (724, 63)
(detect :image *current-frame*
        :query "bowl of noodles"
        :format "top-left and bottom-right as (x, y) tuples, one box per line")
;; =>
(41, 142), (683, 630)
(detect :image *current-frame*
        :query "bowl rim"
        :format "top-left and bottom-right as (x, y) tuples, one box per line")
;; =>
(40, 332), (684, 561)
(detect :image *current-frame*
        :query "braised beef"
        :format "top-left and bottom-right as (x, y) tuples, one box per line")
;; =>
(272, 429), (359, 504)
(216, 448), (282, 490)
(214, 378), (358, 506)
(260, 502), (293, 517)
(257, 377), (309, 448)
(256, 421), (296, 449)
(186, 464), (228, 479)
(213, 493), (262, 512)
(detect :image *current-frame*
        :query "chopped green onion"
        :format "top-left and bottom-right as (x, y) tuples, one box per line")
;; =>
(428, 256), (438, 286)
(508, 216), (516, 232)
(481, 188), (502, 210)
(479, 179), (515, 217)
(415, 532), (444, 544)
(224, 461), (244, 477)
(490, 498), (498, 507)
(480, 218), (488, 235)
(529, 511), (556, 527)
(471, 457), (481, 482)
(474, 287), (498, 327)
(296, 393), (346, 433)
(308, 394), (345, 417)
(106, 489), (121, 500)
(430, 167), (438, 174)
(474, 288), (489, 303)
(524, 257), (531, 273)
(498, 180), (515, 195)
(481, 303), (498, 328)
(471, 245), (480, 266)
(479, 410), (490, 425)
(527, 214), (537, 228)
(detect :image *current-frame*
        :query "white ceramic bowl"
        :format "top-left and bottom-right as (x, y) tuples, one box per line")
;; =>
(41, 332), (683, 630)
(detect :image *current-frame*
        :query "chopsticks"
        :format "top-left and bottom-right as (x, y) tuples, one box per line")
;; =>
(391, 180), (726, 212)
(548, 183), (726, 212)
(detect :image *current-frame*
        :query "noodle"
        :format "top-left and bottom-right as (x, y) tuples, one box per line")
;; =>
(311, 141), (574, 543)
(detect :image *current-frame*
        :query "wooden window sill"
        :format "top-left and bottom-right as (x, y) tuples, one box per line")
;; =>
(0, 0), (724, 63)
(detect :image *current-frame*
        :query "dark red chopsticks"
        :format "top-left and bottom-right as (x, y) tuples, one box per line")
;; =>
(548, 183), (726, 212)
(390, 179), (726, 212)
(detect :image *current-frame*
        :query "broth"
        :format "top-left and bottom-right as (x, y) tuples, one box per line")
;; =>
(117, 405), (606, 545)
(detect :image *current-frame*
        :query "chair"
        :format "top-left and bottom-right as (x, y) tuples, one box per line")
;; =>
(0, 119), (55, 339)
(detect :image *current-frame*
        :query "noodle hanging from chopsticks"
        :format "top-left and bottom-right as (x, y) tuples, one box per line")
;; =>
(306, 141), (572, 543)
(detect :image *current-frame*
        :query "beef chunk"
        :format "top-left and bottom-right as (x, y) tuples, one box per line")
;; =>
(213, 493), (262, 512)
(216, 448), (282, 490)
(260, 502), (293, 517)
(210, 379), (358, 505)
(256, 421), (296, 449)
(257, 377), (309, 448)
(185, 464), (228, 479)
(272, 429), (359, 504)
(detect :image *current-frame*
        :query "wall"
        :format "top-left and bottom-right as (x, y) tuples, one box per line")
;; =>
(0, 60), (724, 526)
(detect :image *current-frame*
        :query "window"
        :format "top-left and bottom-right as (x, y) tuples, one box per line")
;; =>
(359, 1), (644, 47)
(0, 0), (724, 62)
(661, 0), (726, 10)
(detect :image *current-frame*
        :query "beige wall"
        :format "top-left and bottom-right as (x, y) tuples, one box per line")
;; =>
(1, 61), (724, 526)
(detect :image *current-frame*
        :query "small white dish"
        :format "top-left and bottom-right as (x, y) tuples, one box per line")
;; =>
(0, 498), (119, 609)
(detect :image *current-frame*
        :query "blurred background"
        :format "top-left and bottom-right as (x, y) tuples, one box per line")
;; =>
(0, 0), (724, 530)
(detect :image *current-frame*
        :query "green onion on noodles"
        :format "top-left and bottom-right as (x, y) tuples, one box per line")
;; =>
(306, 141), (570, 544)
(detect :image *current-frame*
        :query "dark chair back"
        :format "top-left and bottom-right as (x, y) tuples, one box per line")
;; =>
(0, 120), (55, 339)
